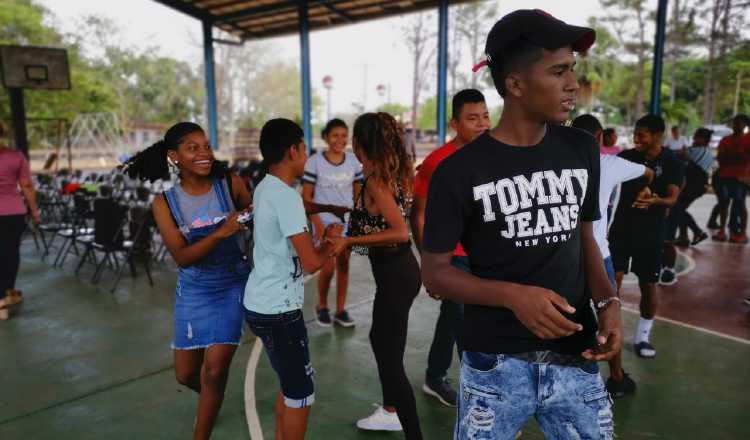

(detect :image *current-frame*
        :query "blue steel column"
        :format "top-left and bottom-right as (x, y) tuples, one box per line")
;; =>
(202, 20), (219, 149)
(436, 0), (449, 144)
(649, 0), (668, 115)
(299, 1), (313, 153)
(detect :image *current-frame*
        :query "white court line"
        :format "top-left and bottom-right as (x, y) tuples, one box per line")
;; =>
(619, 247), (749, 345)
(621, 306), (750, 345)
(244, 336), (265, 440)
(244, 271), (320, 440)
(243, 268), (748, 439)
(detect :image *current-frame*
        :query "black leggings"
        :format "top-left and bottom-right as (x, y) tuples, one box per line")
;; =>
(677, 177), (707, 236)
(0, 215), (26, 299)
(368, 245), (423, 440)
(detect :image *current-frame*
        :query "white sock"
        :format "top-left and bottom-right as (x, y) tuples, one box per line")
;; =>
(635, 318), (654, 344)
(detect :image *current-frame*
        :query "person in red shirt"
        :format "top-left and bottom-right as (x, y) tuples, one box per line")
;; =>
(714, 114), (750, 243)
(410, 89), (490, 407)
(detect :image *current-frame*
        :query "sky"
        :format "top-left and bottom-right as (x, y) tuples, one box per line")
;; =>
(38, 0), (619, 116)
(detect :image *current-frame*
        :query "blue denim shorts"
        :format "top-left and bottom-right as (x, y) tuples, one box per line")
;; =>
(245, 309), (315, 408)
(172, 260), (250, 350)
(603, 256), (616, 290)
(455, 351), (614, 439)
(451, 255), (470, 273)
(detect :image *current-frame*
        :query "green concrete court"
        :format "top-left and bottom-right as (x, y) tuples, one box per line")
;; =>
(1, 236), (748, 440)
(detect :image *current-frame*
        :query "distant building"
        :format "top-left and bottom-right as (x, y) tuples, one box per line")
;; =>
(126, 122), (168, 149)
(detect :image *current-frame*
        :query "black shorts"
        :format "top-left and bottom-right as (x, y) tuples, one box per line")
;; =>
(610, 242), (663, 283)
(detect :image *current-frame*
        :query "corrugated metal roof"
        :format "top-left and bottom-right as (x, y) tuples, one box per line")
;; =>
(153, 0), (469, 40)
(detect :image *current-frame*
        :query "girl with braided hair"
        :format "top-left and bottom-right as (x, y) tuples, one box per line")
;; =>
(328, 112), (423, 439)
(123, 122), (252, 440)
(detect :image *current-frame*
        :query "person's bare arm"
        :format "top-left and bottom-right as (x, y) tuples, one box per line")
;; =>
(630, 167), (655, 203)
(410, 196), (426, 251)
(580, 221), (622, 361)
(288, 226), (339, 274)
(642, 167), (655, 184)
(302, 182), (324, 242)
(152, 195), (245, 268)
(303, 200), (349, 221)
(633, 184), (680, 209)
(19, 176), (40, 225)
(420, 251), (583, 340)
(231, 173), (252, 210)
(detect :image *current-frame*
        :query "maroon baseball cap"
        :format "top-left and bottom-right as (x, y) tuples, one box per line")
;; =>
(474, 10), (595, 71)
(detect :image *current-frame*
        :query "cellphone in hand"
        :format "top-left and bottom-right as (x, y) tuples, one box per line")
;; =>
(237, 211), (254, 225)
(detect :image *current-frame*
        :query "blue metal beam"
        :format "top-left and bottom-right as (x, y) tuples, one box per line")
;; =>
(649, 0), (668, 115)
(202, 20), (219, 149)
(436, 0), (449, 145)
(299, 1), (313, 153)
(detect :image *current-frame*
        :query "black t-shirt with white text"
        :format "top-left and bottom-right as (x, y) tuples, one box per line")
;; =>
(423, 126), (600, 355)
(609, 147), (685, 243)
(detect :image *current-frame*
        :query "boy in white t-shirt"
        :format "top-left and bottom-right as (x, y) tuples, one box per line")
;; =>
(664, 126), (690, 152)
(572, 114), (654, 399)
(302, 119), (363, 328)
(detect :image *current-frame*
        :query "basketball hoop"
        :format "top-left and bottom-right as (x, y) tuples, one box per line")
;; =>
(0, 45), (70, 90)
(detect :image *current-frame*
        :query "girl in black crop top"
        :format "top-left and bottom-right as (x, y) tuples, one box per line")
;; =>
(347, 174), (412, 255)
(328, 112), (423, 439)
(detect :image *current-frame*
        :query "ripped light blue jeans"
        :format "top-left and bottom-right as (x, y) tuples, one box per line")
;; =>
(455, 351), (614, 440)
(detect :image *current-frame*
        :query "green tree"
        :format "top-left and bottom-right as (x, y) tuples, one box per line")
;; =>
(577, 18), (621, 112)
(377, 103), (410, 120)
(0, 2), (121, 144)
(0, 0), (58, 45)
(417, 95), (449, 132)
(600, 0), (654, 122)
(417, 96), (436, 131)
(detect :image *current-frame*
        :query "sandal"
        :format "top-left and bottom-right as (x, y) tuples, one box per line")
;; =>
(4, 289), (22, 306)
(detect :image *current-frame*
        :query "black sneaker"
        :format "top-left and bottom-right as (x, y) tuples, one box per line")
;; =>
(606, 372), (637, 398)
(334, 310), (355, 328)
(422, 378), (457, 407)
(691, 231), (709, 245)
(635, 341), (656, 358)
(659, 268), (677, 286)
(742, 297), (750, 307)
(315, 307), (332, 327)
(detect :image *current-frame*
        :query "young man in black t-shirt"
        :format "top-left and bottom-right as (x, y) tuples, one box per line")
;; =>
(421, 10), (622, 440)
(608, 115), (683, 366)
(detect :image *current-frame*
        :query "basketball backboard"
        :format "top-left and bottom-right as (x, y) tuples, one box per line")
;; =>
(0, 45), (71, 90)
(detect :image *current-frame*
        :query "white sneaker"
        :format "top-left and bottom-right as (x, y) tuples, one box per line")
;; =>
(356, 405), (402, 431)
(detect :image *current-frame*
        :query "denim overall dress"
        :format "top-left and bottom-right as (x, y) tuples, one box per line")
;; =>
(164, 179), (250, 349)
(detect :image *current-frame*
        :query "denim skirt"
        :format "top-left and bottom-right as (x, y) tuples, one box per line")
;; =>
(172, 259), (251, 350)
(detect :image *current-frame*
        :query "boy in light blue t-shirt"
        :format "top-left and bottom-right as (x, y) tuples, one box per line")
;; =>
(244, 118), (340, 439)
